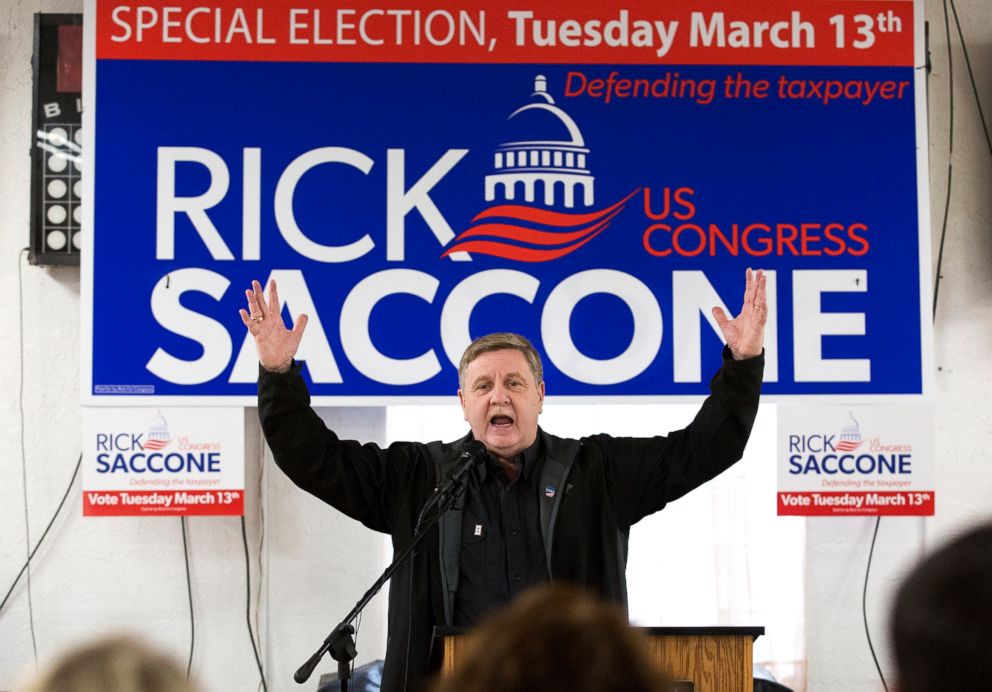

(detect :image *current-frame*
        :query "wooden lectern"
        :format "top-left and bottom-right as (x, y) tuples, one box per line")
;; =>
(432, 625), (764, 692)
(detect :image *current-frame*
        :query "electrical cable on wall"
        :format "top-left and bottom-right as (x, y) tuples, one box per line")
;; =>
(949, 0), (992, 161)
(932, 0), (990, 319)
(242, 516), (268, 691)
(863, 517), (888, 692)
(0, 454), (81, 614)
(932, 0), (956, 319)
(181, 516), (195, 679)
(18, 247), (39, 669)
(256, 429), (267, 692)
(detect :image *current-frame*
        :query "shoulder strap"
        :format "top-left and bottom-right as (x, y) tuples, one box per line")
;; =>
(537, 430), (581, 577)
(427, 434), (473, 625)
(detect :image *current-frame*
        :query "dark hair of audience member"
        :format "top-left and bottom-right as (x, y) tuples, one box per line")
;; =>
(27, 635), (198, 692)
(890, 522), (992, 692)
(432, 585), (671, 692)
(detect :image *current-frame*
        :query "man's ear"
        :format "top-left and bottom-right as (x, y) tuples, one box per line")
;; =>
(458, 389), (467, 421)
(538, 381), (545, 413)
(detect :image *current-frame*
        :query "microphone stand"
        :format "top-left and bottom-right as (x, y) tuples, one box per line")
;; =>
(294, 447), (483, 689)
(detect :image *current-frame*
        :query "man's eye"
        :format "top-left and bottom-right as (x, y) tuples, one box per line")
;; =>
(476, 383), (491, 391)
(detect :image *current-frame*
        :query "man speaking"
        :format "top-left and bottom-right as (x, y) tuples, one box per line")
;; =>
(241, 269), (766, 691)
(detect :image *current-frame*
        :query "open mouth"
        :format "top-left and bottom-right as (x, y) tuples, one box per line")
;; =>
(489, 414), (514, 428)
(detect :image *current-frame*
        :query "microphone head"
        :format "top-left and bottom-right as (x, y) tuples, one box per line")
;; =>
(462, 439), (488, 458)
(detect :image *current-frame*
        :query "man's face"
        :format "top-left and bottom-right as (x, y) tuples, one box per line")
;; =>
(458, 349), (545, 461)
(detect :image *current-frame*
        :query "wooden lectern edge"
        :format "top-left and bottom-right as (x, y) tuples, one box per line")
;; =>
(432, 625), (765, 692)
(433, 624), (764, 640)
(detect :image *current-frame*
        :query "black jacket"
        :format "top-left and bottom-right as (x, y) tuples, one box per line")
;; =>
(258, 349), (763, 691)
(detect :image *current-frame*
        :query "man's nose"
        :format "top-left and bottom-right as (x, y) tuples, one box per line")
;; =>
(490, 382), (511, 403)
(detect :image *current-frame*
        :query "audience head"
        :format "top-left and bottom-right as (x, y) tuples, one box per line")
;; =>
(890, 522), (992, 692)
(27, 635), (197, 692)
(432, 584), (671, 692)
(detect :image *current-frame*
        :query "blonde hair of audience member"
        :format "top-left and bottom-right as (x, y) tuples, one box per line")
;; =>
(27, 635), (198, 692)
(432, 585), (672, 692)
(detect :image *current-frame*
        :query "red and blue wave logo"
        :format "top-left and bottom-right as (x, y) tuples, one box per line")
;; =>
(444, 188), (639, 262)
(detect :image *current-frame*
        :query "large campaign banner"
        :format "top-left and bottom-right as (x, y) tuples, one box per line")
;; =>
(82, 0), (931, 405)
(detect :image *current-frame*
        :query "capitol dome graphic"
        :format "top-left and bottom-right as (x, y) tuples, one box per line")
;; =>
(836, 412), (863, 452)
(443, 75), (638, 262)
(485, 75), (595, 208)
(143, 410), (171, 451)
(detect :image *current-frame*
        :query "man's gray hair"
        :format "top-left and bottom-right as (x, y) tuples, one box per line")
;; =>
(458, 333), (543, 389)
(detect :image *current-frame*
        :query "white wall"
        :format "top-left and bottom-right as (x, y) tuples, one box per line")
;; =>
(805, 1), (992, 691)
(1, 1), (990, 691)
(0, 6), (388, 690)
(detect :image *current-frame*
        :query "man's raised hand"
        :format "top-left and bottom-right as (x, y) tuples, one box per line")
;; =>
(711, 268), (767, 361)
(239, 279), (308, 373)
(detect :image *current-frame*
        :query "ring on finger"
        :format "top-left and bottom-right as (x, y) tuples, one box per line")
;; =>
(250, 314), (264, 323)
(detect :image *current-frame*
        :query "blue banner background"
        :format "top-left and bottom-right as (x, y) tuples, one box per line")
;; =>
(92, 60), (922, 398)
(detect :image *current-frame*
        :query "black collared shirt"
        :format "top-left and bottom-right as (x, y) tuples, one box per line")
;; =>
(452, 437), (549, 625)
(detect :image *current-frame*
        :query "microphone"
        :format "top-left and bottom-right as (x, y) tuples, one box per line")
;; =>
(414, 440), (488, 531)
(294, 648), (324, 684)
(448, 440), (489, 485)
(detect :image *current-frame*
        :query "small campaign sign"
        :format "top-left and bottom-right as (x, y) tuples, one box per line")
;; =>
(777, 404), (933, 516)
(82, 407), (245, 516)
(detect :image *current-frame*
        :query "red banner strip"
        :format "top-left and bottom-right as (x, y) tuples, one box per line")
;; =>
(777, 491), (933, 516)
(96, 1), (915, 66)
(83, 489), (244, 516)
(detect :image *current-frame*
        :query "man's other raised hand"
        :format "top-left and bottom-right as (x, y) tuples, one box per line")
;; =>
(239, 279), (308, 373)
(712, 268), (767, 360)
